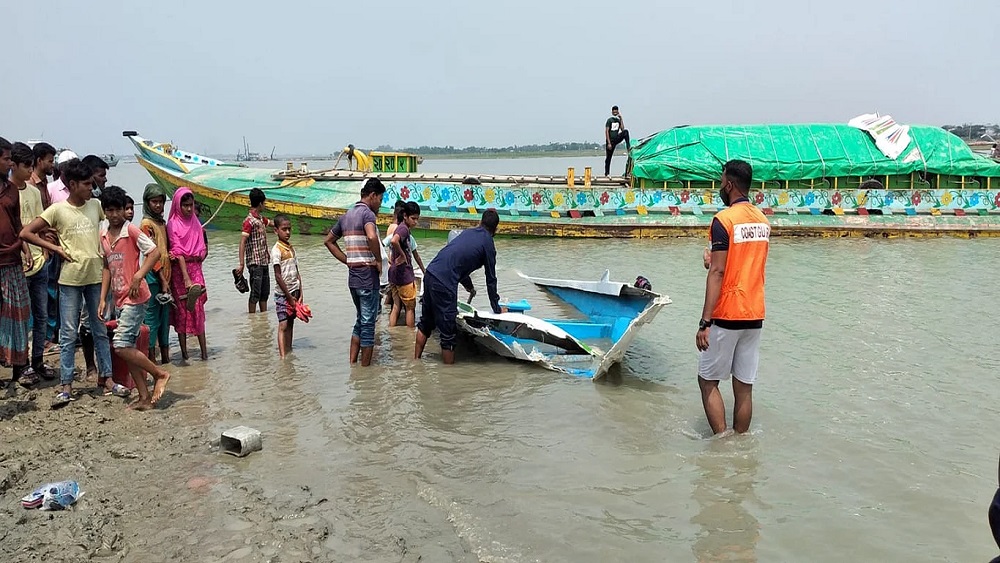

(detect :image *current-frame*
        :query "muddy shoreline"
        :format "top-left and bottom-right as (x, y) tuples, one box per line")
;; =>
(0, 382), (323, 562)
(0, 370), (464, 562)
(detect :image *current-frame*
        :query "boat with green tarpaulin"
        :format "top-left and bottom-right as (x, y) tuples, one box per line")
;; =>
(126, 116), (1000, 238)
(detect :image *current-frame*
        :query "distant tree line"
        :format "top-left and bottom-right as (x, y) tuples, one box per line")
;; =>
(373, 142), (602, 155)
(941, 123), (1000, 141)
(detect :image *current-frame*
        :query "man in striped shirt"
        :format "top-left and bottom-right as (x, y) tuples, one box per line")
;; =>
(325, 178), (386, 366)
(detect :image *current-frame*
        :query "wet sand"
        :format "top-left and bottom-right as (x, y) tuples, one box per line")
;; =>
(0, 361), (471, 563)
(0, 385), (325, 562)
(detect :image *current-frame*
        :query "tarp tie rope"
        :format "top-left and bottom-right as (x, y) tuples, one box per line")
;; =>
(807, 125), (828, 180)
(787, 125), (804, 180)
(833, 126), (854, 177)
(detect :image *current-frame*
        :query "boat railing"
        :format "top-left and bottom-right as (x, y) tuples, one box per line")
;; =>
(270, 168), (631, 186)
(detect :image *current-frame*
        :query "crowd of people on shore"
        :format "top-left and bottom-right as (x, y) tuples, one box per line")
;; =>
(0, 137), (213, 409)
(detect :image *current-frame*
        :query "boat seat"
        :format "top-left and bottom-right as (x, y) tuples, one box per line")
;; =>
(547, 319), (613, 340)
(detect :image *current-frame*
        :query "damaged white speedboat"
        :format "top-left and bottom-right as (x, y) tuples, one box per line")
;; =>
(455, 270), (670, 380)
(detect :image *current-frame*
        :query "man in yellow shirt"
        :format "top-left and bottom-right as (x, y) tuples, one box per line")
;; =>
(11, 143), (51, 385)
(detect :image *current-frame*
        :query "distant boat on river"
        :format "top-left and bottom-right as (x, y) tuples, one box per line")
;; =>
(236, 137), (274, 162)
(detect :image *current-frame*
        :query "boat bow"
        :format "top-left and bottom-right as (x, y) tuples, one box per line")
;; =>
(456, 270), (670, 379)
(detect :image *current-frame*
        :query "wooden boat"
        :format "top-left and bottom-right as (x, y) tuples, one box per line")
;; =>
(127, 116), (1000, 238)
(455, 270), (670, 380)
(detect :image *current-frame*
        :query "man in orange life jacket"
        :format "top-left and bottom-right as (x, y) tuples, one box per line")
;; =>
(696, 159), (770, 435)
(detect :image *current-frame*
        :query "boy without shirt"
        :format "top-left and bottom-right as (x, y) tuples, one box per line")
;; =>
(20, 158), (116, 407)
(98, 186), (170, 410)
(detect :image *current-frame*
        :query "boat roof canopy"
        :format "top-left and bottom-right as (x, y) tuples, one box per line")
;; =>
(630, 123), (1000, 182)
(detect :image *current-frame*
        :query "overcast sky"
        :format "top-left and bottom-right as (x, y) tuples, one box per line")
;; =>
(3, 0), (998, 155)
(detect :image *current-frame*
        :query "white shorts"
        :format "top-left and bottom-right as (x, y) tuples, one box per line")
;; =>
(697, 326), (762, 385)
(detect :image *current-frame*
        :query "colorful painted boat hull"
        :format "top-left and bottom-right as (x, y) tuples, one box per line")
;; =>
(133, 132), (1000, 238)
(139, 155), (1000, 239)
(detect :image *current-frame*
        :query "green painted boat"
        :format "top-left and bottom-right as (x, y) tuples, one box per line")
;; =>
(127, 120), (1000, 238)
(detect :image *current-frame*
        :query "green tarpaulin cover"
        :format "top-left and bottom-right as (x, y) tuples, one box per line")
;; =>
(630, 124), (1000, 182)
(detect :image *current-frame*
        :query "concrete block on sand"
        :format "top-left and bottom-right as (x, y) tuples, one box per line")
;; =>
(221, 426), (262, 457)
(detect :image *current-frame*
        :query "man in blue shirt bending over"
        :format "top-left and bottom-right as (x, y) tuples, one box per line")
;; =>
(414, 209), (502, 364)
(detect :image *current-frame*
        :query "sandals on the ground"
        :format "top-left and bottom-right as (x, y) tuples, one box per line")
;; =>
(104, 383), (131, 398)
(34, 364), (56, 381)
(17, 371), (40, 389)
(51, 391), (75, 407)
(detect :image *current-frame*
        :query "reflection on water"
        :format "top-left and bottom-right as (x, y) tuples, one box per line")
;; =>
(691, 437), (761, 562)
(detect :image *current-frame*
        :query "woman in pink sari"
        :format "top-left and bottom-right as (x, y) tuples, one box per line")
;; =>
(167, 188), (209, 360)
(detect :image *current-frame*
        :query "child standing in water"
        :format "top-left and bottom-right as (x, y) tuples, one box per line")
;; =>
(139, 184), (172, 364)
(270, 215), (302, 358)
(388, 202), (422, 328)
(237, 188), (270, 314)
(97, 186), (170, 410)
(166, 188), (208, 361)
(382, 200), (405, 313)
(383, 200), (426, 325)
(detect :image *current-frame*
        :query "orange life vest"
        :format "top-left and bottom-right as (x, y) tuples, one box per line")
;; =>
(710, 202), (770, 321)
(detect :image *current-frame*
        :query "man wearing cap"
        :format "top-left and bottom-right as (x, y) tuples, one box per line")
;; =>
(47, 150), (78, 205)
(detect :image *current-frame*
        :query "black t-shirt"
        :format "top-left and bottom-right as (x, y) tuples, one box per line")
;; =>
(606, 116), (623, 141)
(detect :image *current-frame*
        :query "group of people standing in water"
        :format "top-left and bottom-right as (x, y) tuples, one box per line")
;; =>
(321, 178), (502, 367)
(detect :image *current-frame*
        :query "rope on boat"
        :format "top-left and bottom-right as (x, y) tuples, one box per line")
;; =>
(199, 184), (290, 227)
